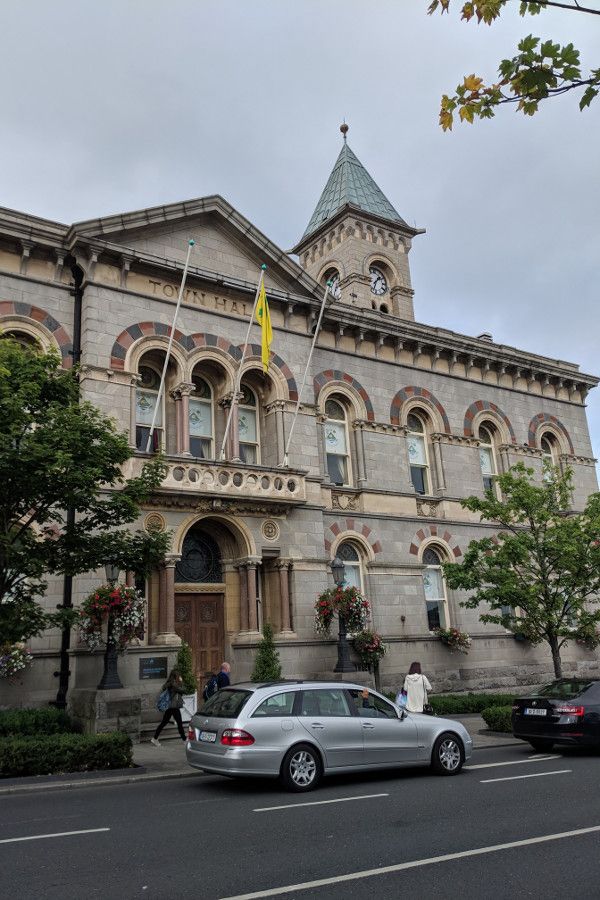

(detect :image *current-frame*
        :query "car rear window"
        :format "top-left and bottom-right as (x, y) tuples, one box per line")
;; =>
(536, 679), (595, 700)
(197, 689), (252, 718)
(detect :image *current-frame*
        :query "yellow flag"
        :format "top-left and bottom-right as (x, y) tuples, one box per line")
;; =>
(255, 280), (272, 373)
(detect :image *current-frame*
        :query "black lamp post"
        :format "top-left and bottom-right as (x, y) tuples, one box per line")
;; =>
(331, 556), (355, 673)
(97, 563), (124, 690)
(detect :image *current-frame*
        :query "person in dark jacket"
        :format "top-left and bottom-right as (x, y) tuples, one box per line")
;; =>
(151, 668), (186, 746)
(216, 661), (231, 689)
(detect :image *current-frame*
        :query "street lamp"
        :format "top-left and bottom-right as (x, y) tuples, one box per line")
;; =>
(97, 562), (124, 690)
(330, 556), (355, 673)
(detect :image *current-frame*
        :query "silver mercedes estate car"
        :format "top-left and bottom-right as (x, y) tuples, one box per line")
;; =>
(186, 681), (473, 791)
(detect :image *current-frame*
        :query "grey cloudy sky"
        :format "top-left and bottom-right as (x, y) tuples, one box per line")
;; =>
(2, 1), (598, 459)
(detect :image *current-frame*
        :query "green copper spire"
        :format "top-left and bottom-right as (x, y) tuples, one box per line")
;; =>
(301, 129), (407, 241)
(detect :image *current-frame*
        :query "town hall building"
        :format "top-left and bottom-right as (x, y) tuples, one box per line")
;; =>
(1, 128), (598, 724)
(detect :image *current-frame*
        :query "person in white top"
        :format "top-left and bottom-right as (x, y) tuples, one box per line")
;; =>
(397, 661), (432, 713)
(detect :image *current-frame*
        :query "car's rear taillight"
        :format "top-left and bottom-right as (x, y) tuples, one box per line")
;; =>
(187, 725), (196, 741)
(555, 705), (585, 717)
(221, 729), (254, 746)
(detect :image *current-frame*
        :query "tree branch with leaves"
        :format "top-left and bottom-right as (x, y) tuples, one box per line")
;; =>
(427, 0), (600, 129)
(443, 463), (600, 677)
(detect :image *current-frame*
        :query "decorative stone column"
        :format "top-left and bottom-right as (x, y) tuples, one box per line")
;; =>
(316, 413), (327, 479)
(237, 563), (249, 634)
(171, 382), (194, 456)
(155, 554), (182, 646)
(129, 375), (141, 450)
(125, 571), (135, 588)
(352, 421), (368, 487)
(266, 400), (285, 467)
(431, 434), (447, 494)
(276, 560), (293, 636)
(246, 560), (259, 634)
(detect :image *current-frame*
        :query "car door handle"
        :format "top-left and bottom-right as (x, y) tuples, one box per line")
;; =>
(310, 723), (324, 729)
(361, 723), (375, 729)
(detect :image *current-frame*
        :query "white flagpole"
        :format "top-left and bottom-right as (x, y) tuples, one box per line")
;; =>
(280, 280), (331, 468)
(219, 264), (266, 461)
(145, 239), (195, 453)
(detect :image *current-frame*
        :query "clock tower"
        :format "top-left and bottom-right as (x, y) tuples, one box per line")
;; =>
(292, 125), (424, 321)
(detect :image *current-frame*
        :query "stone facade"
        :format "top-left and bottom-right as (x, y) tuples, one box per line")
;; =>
(1, 145), (599, 718)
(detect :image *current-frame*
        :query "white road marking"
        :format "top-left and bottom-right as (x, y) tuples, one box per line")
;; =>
(219, 824), (600, 899)
(467, 755), (558, 770)
(0, 827), (110, 845)
(253, 793), (388, 813)
(481, 769), (572, 784)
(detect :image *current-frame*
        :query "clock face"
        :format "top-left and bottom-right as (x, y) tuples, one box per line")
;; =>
(370, 266), (388, 296)
(326, 271), (341, 300)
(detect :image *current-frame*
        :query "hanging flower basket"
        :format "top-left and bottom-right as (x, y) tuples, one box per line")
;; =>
(314, 586), (370, 635)
(0, 642), (33, 680)
(79, 583), (145, 651)
(434, 627), (471, 654)
(352, 630), (387, 669)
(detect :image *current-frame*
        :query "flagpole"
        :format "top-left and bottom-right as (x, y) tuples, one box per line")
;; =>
(145, 239), (195, 453)
(219, 264), (266, 461)
(280, 280), (331, 468)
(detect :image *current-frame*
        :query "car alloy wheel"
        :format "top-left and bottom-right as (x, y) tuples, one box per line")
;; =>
(438, 737), (461, 772)
(289, 749), (317, 787)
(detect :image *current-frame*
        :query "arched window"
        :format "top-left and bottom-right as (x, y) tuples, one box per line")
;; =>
(422, 546), (449, 631)
(136, 365), (163, 451)
(541, 433), (558, 467)
(407, 411), (430, 495)
(322, 267), (341, 300)
(324, 397), (351, 486)
(1, 330), (41, 351)
(478, 422), (499, 497)
(189, 375), (213, 459)
(337, 542), (363, 591)
(175, 528), (222, 583)
(238, 384), (260, 464)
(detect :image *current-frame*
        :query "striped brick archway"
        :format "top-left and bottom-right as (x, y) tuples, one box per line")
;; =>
(0, 301), (73, 367)
(527, 413), (574, 454)
(240, 343), (298, 401)
(409, 525), (462, 560)
(313, 370), (375, 422)
(390, 386), (451, 433)
(323, 519), (382, 557)
(463, 400), (516, 443)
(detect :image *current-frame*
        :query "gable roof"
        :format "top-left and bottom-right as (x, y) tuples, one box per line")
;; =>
(299, 142), (408, 244)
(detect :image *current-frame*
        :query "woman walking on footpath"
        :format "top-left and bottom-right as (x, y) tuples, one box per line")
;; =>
(151, 668), (186, 746)
(397, 661), (432, 714)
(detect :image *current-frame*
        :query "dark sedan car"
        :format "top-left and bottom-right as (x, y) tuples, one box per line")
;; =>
(512, 678), (600, 752)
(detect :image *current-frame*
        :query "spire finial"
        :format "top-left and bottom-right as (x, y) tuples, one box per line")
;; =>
(340, 121), (349, 143)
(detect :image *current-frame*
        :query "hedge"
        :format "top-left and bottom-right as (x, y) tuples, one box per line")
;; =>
(481, 705), (513, 733)
(0, 708), (74, 737)
(0, 731), (133, 777)
(429, 693), (516, 716)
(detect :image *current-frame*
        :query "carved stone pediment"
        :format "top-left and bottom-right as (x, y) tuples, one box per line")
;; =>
(146, 494), (290, 517)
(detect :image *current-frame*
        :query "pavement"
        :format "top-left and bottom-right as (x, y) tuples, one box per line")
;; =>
(1, 740), (598, 899)
(0, 714), (519, 796)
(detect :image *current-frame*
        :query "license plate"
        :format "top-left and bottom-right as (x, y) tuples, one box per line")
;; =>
(524, 708), (546, 716)
(200, 730), (217, 743)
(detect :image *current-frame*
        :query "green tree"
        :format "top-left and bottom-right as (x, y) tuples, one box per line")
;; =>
(427, 1), (600, 129)
(0, 340), (169, 644)
(251, 623), (282, 682)
(443, 463), (600, 678)
(176, 642), (198, 695)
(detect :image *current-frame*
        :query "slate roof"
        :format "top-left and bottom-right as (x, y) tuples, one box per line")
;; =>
(300, 142), (407, 241)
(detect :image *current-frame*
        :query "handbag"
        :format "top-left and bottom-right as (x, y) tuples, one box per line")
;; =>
(156, 688), (171, 712)
(422, 676), (434, 715)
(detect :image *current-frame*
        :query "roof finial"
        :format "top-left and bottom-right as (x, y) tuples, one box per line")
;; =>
(340, 121), (349, 143)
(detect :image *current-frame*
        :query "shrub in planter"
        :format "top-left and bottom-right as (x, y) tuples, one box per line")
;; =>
(481, 705), (513, 733)
(0, 708), (74, 737)
(0, 731), (133, 778)
(176, 641), (197, 695)
(251, 623), (282, 682)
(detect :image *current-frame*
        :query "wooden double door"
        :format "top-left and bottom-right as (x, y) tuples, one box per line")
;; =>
(174, 593), (224, 685)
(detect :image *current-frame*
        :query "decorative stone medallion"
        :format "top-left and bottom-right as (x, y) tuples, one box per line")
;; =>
(144, 512), (166, 534)
(262, 520), (280, 542)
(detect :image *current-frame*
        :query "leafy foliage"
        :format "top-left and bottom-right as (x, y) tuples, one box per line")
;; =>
(443, 463), (600, 677)
(176, 641), (198, 695)
(79, 584), (145, 651)
(0, 340), (169, 644)
(385, 691), (517, 714)
(352, 630), (387, 668)
(0, 731), (132, 777)
(427, 0), (600, 128)
(314, 586), (371, 635)
(0, 707), (74, 736)
(434, 626), (472, 653)
(481, 704), (513, 732)
(251, 623), (282, 682)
